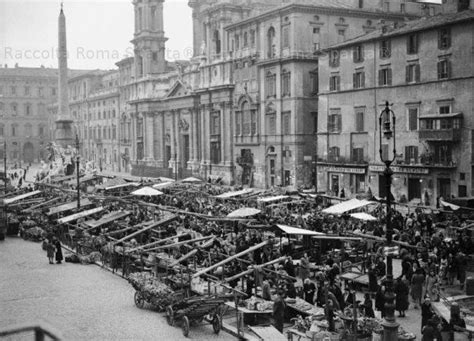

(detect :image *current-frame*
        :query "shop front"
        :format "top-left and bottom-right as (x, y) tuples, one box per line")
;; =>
(318, 164), (367, 198)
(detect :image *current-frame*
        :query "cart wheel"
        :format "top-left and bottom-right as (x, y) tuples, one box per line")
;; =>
(166, 306), (174, 326)
(182, 316), (190, 337)
(212, 315), (221, 334)
(134, 291), (145, 309)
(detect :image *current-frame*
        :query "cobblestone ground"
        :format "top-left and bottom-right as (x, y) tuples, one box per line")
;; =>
(0, 238), (235, 341)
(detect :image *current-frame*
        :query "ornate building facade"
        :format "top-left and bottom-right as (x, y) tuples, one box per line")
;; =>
(121, 0), (434, 187)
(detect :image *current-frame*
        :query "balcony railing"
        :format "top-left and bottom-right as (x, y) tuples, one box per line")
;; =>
(419, 128), (461, 142)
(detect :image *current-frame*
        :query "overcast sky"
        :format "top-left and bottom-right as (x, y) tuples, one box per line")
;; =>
(0, 0), (193, 70)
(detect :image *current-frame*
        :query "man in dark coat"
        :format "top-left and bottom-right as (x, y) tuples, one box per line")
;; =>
(395, 277), (409, 317)
(303, 278), (316, 304)
(273, 290), (286, 333)
(55, 239), (63, 264)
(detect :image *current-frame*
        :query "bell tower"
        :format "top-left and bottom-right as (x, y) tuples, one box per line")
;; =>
(132, 0), (168, 78)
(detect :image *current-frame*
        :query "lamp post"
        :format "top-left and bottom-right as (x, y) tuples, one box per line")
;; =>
(75, 134), (80, 209)
(378, 101), (399, 341)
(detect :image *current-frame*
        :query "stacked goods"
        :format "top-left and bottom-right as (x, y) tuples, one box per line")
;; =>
(22, 226), (45, 241)
(78, 251), (102, 264)
(243, 296), (274, 311)
(128, 272), (175, 306)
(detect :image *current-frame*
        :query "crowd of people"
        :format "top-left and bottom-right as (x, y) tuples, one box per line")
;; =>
(4, 172), (474, 340)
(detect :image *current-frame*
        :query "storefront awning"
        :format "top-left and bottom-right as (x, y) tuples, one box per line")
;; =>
(152, 182), (175, 190)
(214, 189), (253, 199)
(57, 207), (104, 224)
(84, 210), (131, 229)
(257, 195), (289, 203)
(47, 199), (92, 216)
(105, 182), (140, 191)
(322, 198), (373, 215)
(276, 224), (325, 236)
(4, 190), (42, 205)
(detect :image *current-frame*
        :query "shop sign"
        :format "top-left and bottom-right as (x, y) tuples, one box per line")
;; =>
(369, 165), (429, 175)
(320, 166), (366, 174)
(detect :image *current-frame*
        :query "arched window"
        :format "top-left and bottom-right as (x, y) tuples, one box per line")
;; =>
(242, 101), (250, 135)
(339, 17), (345, 24)
(11, 103), (18, 116)
(267, 27), (276, 58)
(265, 71), (276, 97)
(213, 30), (221, 54)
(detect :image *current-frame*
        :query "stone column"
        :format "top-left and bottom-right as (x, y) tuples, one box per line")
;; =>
(131, 112), (137, 162)
(145, 112), (154, 160)
(154, 111), (163, 166)
(206, 21), (211, 59)
(220, 102), (226, 164)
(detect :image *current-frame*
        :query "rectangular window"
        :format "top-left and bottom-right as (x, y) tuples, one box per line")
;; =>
(51, 87), (56, 96)
(210, 111), (220, 135)
(11, 86), (16, 95)
(408, 107), (418, 131)
(329, 75), (340, 91)
(282, 26), (290, 48)
(235, 111), (241, 135)
(328, 111), (341, 133)
(438, 27), (451, 50)
(407, 34), (418, 54)
(250, 30), (256, 46)
(11, 104), (17, 115)
(352, 148), (364, 163)
(405, 146), (419, 164)
(12, 125), (17, 136)
(439, 105), (451, 114)
(380, 39), (391, 58)
(353, 45), (364, 63)
(265, 73), (276, 97)
(251, 110), (257, 135)
(0, 125), (3, 136)
(38, 87), (43, 96)
(460, 173), (466, 181)
(378, 68), (392, 86)
(24, 86), (30, 96)
(329, 50), (340, 67)
(25, 104), (31, 115)
(355, 111), (364, 132)
(281, 72), (291, 97)
(312, 112), (318, 134)
(310, 71), (318, 95)
(459, 185), (467, 197)
(381, 144), (389, 160)
(406, 64), (420, 83)
(353, 71), (365, 89)
(282, 112), (291, 135)
(437, 59), (450, 79)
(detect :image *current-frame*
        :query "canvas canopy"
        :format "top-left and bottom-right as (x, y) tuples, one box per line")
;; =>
(440, 199), (460, 211)
(105, 182), (140, 191)
(227, 207), (261, 218)
(322, 198), (373, 215)
(57, 207), (104, 224)
(131, 186), (164, 196)
(84, 210), (131, 229)
(181, 177), (203, 183)
(153, 182), (175, 190)
(158, 177), (175, 183)
(47, 199), (92, 216)
(257, 195), (289, 203)
(4, 190), (42, 205)
(276, 224), (325, 236)
(214, 189), (253, 199)
(350, 212), (378, 221)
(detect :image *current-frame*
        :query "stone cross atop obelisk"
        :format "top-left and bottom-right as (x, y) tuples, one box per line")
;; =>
(55, 2), (74, 148)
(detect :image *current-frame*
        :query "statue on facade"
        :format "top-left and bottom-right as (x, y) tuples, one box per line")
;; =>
(200, 40), (206, 55)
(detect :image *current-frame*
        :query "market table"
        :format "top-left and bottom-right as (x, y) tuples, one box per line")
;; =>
(286, 298), (324, 317)
(225, 301), (273, 337)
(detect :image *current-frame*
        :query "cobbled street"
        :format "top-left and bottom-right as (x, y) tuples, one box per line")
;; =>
(0, 238), (235, 341)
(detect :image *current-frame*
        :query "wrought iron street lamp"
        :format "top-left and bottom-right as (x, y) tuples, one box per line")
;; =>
(378, 101), (399, 341)
(75, 134), (80, 209)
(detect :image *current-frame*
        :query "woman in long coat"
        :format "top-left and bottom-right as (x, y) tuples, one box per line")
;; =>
(411, 269), (426, 309)
(395, 277), (409, 317)
(55, 239), (63, 264)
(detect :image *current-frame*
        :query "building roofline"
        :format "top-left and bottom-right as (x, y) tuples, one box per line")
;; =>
(224, 3), (418, 31)
(326, 9), (474, 50)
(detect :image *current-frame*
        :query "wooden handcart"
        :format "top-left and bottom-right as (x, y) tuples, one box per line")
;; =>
(166, 295), (226, 337)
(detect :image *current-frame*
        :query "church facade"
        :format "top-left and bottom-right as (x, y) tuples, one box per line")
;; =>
(120, 0), (431, 188)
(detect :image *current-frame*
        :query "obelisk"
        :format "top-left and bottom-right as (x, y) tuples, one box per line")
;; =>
(55, 3), (73, 148)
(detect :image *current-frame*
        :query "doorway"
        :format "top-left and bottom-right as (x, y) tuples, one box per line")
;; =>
(408, 178), (421, 201)
(438, 178), (451, 199)
(331, 174), (339, 196)
(268, 158), (276, 187)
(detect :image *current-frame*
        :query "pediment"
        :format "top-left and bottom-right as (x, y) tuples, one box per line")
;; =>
(165, 80), (190, 99)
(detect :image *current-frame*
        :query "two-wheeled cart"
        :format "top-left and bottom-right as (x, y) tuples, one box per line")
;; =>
(166, 295), (226, 337)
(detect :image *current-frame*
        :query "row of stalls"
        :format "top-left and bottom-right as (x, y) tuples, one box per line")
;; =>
(4, 174), (473, 340)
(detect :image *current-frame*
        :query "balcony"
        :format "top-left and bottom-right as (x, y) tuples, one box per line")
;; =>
(318, 156), (368, 166)
(419, 129), (461, 142)
(418, 113), (463, 142)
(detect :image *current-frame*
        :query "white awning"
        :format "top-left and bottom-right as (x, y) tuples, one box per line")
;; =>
(440, 199), (460, 211)
(214, 189), (253, 199)
(4, 190), (42, 204)
(181, 177), (203, 183)
(350, 212), (378, 221)
(227, 207), (261, 218)
(47, 199), (93, 216)
(57, 207), (104, 224)
(153, 182), (175, 190)
(131, 186), (164, 196)
(257, 195), (289, 203)
(105, 182), (140, 191)
(276, 224), (325, 236)
(322, 198), (373, 215)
